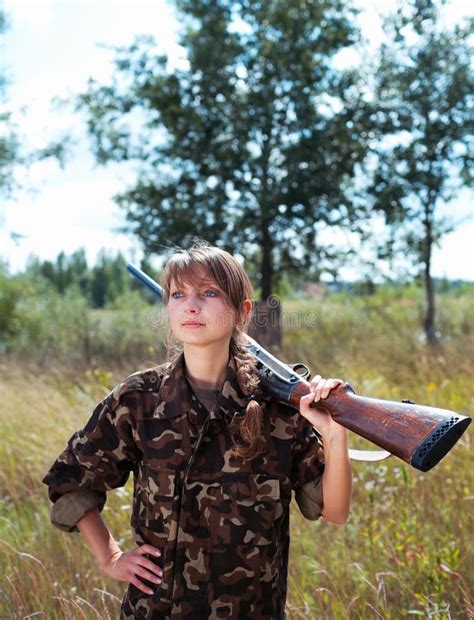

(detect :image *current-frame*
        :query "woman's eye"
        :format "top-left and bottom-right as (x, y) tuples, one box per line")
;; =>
(170, 290), (216, 298)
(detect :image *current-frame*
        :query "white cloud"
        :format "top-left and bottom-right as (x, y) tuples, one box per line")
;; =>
(4, 0), (55, 28)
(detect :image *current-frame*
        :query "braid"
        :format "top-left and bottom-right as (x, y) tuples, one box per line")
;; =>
(229, 332), (266, 461)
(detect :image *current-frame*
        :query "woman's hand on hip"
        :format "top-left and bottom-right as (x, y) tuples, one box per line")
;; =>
(101, 544), (163, 595)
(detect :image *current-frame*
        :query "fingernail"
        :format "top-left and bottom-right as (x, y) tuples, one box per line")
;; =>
(148, 589), (153, 595)
(155, 550), (160, 556)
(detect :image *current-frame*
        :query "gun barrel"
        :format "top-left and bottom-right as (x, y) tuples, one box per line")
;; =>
(127, 263), (164, 299)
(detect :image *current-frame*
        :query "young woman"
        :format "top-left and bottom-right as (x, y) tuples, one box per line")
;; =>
(43, 242), (352, 619)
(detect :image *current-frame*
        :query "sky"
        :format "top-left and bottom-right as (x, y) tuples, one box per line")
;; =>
(1, 0), (473, 281)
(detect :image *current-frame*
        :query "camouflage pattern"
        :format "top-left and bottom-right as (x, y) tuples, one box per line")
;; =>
(43, 352), (324, 619)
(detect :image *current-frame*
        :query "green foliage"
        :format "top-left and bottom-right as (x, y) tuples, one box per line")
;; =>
(10, 281), (92, 366)
(0, 113), (20, 199)
(370, 0), (473, 234)
(366, 0), (473, 342)
(78, 0), (371, 298)
(88, 250), (131, 308)
(2, 254), (471, 365)
(91, 290), (167, 363)
(0, 262), (21, 348)
(0, 260), (165, 366)
(24, 248), (153, 309)
(26, 249), (89, 295)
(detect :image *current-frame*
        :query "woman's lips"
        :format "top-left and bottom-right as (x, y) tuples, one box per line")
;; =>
(182, 321), (204, 327)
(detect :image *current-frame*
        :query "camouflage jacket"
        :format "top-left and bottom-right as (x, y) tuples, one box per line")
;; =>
(43, 352), (324, 619)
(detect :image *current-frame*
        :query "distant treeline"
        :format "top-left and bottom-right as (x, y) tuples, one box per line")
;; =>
(2, 247), (472, 310)
(0, 250), (160, 361)
(332, 277), (474, 297)
(18, 249), (157, 308)
(1, 248), (472, 365)
(0, 250), (164, 362)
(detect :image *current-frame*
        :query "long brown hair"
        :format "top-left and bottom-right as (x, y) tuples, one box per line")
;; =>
(160, 240), (266, 461)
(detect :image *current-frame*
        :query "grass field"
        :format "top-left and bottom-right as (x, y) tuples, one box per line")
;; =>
(1, 290), (473, 619)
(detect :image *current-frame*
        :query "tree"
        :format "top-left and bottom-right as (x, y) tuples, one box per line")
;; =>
(368, 0), (473, 343)
(89, 250), (131, 308)
(78, 0), (370, 298)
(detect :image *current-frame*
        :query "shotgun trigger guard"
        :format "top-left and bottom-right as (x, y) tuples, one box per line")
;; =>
(287, 362), (310, 380)
(341, 381), (356, 394)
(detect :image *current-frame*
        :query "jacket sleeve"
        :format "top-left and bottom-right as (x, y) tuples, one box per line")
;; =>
(42, 382), (141, 532)
(291, 415), (325, 520)
(50, 489), (106, 533)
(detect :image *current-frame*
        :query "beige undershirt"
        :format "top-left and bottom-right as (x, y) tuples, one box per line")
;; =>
(185, 374), (220, 413)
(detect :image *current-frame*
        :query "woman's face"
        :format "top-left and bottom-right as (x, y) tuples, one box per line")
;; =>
(167, 270), (240, 349)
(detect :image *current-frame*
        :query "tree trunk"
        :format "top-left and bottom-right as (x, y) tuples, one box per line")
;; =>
(259, 125), (274, 301)
(423, 200), (438, 345)
(260, 226), (273, 300)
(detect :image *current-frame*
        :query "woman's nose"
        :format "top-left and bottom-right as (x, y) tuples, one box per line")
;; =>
(184, 293), (201, 313)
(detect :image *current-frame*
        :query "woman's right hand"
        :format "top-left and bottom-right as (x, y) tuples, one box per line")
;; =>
(101, 544), (163, 595)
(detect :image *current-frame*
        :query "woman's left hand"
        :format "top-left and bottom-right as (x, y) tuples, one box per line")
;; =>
(299, 374), (345, 437)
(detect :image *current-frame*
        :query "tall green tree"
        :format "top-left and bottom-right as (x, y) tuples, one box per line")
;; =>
(79, 0), (369, 298)
(89, 251), (131, 308)
(368, 0), (473, 343)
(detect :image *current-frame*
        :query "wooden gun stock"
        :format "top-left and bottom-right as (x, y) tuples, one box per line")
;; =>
(290, 381), (471, 472)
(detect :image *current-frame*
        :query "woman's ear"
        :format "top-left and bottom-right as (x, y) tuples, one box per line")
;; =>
(240, 299), (253, 324)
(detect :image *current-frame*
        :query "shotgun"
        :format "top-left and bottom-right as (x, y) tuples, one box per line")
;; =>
(127, 263), (471, 472)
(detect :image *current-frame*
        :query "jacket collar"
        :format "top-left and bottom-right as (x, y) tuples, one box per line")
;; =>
(156, 350), (249, 421)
